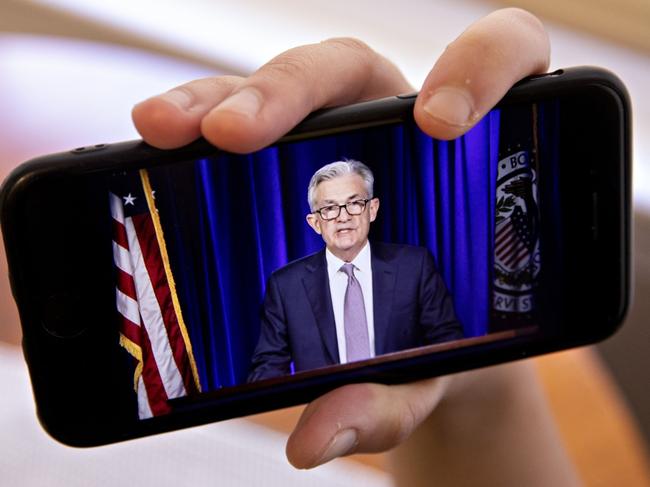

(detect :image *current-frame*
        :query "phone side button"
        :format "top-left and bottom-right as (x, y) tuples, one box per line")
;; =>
(396, 92), (419, 99)
(71, 144), (108, 154)
(527, 69), (564, 81)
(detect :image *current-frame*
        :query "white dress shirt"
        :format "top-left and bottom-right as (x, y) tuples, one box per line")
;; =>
(325, 242), (375, 363)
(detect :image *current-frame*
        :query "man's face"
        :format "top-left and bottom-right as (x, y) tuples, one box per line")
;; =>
(306, 173), (379, 261)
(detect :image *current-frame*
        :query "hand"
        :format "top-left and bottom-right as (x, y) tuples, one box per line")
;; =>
(133, 8), (548, 152)
(132, 8), (572, 483)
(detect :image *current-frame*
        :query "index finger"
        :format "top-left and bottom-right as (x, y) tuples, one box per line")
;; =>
(200, 38), (413, 152)
(133, 38), (412, 152)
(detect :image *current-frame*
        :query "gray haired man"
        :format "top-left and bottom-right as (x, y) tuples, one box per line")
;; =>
(248, 160), (462, 382)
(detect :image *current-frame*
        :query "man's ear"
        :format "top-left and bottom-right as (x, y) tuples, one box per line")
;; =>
(306, 213), (322, 234)
(369, 197), (380, 222)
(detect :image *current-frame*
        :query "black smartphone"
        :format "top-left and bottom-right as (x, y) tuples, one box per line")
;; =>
(0, 67), (631, 447)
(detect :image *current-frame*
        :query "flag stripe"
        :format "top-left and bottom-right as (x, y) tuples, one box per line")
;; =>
(125, 216), (187, 400)
(497, 245), (522, 262)
(109, 192), (125, 225)
(495, 220), (513, 242)
(506, 245), (531, 267)
(496, 233), (519, 258)
(132, 213), (197, 394)
(503, 243), (527, 267)
(116, 268), (137, 301)
(495, 215), (532, 269)
(138, 321), (172, 417)
(495, 223), (515, 245)
(116, 288), (141, 327)
(136, 376), (153, 419)
(112, 241), (134, 276)
(119, 315), (142, 346)
(112, 218), (130, 250)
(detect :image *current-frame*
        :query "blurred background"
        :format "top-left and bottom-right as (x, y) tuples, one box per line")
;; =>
(0, 0), (648, 485)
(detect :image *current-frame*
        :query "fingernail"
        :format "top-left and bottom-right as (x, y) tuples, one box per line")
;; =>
(214, 88), (262, 118)
(423, 87), (476, 127)
(314, 428), (358, 467)
(158, 89), (195, 111)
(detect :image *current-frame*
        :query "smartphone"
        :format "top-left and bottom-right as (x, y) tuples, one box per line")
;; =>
(0, 67), (631, 446)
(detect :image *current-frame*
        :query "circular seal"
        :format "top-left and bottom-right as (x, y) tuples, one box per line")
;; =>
(493, 150), (540, 313)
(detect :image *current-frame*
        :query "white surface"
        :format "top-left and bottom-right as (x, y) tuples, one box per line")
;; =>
(0, 342), (392, 487)
(0, 34), (214, 160)
(28, 0), (650, 211)
(35, 0), (494, 80)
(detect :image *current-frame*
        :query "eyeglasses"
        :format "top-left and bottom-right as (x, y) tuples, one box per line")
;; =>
(314, 199), (372, 221)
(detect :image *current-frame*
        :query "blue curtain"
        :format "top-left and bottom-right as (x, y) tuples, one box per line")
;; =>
(149, 114), (500, 391)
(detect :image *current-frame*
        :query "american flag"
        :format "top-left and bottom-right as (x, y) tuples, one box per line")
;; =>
(110, 169), (200, 419)
(494, 206), (533, 271)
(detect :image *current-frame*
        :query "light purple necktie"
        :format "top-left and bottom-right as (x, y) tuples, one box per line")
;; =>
(340, 263), (370, 362)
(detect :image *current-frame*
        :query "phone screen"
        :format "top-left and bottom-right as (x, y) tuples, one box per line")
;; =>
(103, 101), (560, 420)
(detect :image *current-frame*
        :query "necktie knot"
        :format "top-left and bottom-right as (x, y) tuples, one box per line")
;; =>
(340, 263), (356, 278)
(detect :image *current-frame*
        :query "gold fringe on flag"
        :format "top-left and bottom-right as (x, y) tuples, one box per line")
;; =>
(139, 169), (202, 392)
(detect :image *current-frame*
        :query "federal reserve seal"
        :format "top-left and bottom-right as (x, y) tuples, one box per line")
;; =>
(493, 150), (540, 314)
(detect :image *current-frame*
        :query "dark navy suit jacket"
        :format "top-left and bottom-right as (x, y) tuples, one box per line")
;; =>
(248, 242), (463, 382)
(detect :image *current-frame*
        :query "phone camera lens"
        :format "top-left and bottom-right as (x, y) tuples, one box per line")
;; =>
(41, 293), (87, 338)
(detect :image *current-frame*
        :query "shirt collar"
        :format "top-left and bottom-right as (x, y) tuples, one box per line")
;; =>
(326, 241), (371, 275)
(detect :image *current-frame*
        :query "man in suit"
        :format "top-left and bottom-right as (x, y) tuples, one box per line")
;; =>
(248, 160), (463, 382)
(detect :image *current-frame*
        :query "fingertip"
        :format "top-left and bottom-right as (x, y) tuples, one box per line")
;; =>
(414, 7), (550, 141)
(285, 435), (307, 469)
(133, 77), (245, 149)
(285, 410), (331, 469)
(286, 428), (325, 469)
(414, 86), (480, 140)
(285, 384), (374, 468)
(132, 97), (201, 149)
(503, 7), (550, 61)
(200, 110), (266, 153)
(201, 87), (286, 153)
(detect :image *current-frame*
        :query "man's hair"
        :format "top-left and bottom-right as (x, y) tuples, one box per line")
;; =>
(307, 159), (374, 211)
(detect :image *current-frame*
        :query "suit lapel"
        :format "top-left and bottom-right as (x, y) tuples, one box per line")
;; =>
(371, 244), (397, 356)
(302, 251), (339, 364)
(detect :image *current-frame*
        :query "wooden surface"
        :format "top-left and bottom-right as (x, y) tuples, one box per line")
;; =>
(0, 0), (239, 74)
(536, 348), (650, 487)
(493, 0), (650, 53)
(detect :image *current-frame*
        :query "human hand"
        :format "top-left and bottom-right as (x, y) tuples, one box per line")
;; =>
(133, 7), (551, 471)
(132, 8), (548, 153)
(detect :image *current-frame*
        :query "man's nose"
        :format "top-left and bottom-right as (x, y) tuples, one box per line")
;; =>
(337, 206), (351, 221)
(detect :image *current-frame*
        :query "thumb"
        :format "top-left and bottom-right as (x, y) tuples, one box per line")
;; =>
(414, 8), (550, 140)
(286, 377), (450, 469)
